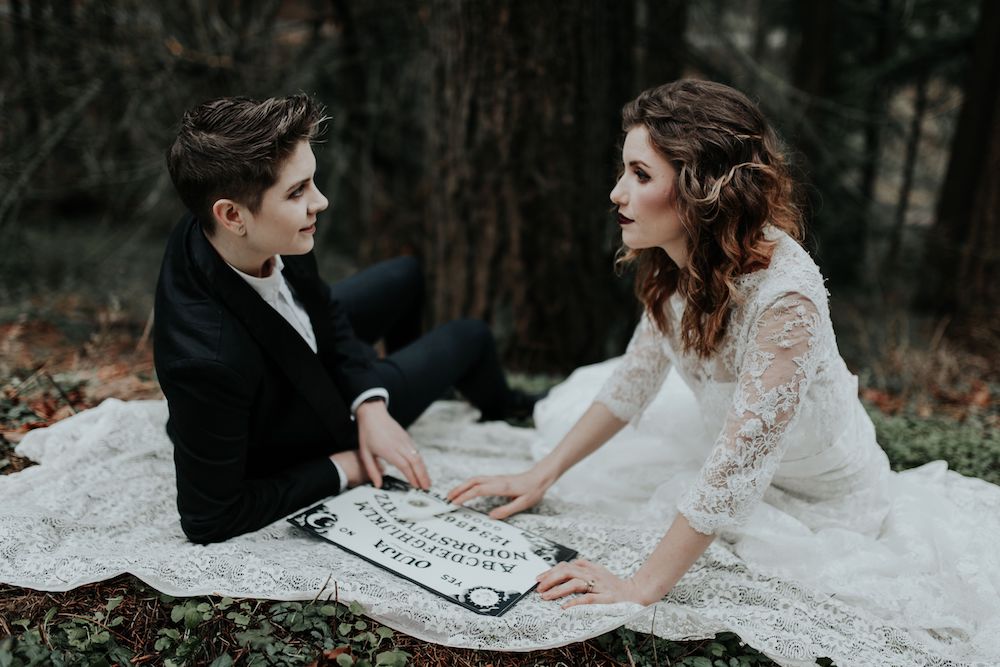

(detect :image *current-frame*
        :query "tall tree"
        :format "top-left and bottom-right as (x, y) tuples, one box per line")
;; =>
(787, 1), (870, 287)
(919, 0), (1000, 330)
(419, 0), (652, 371)
(634, 0), (687, 91)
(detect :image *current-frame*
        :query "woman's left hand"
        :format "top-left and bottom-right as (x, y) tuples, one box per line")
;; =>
(536, 558), (650, 608)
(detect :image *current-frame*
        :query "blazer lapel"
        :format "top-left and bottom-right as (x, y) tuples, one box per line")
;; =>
(185, 221), (353, 440)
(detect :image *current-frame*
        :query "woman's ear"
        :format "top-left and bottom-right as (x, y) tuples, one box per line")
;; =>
(211, 199), (247, 237)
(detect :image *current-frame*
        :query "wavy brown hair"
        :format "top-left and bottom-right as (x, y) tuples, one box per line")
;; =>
(616, 79), (803, 357)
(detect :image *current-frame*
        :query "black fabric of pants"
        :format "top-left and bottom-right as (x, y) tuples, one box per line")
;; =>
(328, 256), (512, 427)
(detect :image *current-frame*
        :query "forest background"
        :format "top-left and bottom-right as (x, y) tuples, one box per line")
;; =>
(0, 0), (998, 665)
(0, 0), (997, 379)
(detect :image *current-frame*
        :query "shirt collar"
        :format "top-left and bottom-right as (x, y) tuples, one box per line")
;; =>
(228, 255), (286, 303)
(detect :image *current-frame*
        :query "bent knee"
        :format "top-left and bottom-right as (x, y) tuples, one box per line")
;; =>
(448, 318), (493, 348)
(385, 255), (423, 293)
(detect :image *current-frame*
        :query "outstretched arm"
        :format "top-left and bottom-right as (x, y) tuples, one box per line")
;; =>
(447, 402), (627, 518)
(448, 312), (671, 517)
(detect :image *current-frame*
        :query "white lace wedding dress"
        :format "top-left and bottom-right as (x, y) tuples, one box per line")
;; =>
(533, 229), (1000, 664)
(2, 230), (998, 665)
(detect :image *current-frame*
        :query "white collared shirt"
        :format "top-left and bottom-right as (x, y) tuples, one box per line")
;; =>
(229, 255), (318, 352)
(228, 255), (390, 491)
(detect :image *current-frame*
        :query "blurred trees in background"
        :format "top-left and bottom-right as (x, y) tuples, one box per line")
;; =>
(0, 0), (995, 371)
(919, 0), (999, 331)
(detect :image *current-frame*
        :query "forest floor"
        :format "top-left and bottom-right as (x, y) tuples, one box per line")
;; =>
(1, 296), (997, 666)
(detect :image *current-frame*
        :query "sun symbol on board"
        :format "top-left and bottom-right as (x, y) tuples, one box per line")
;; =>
(464, 586), (503, 610)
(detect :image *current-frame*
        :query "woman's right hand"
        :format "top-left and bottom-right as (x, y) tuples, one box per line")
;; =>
(446, 467), (555, 520)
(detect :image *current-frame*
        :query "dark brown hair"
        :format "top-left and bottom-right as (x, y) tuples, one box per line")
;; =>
(166, 94), (327, 234)
(616, 79), (803, 357)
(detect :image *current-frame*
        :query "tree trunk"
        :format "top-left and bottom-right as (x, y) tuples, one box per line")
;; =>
(884, 72), (928, 273)
(789, 2), (862, 286)
(634, 0), (687, 91)
(860, 0), (896, 278)
(919, 0), (1000, 328)
(422, 0), (649, 371)
(956, 107), (999, 327)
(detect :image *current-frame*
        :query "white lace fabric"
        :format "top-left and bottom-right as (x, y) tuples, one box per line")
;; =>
(3, 393), (999, 665)
(677, 293), (823, 535)
(594, 311), (671, 423)
(3, 232), (999, 665)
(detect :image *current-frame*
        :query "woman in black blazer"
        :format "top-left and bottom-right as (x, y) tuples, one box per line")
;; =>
(155, 95), (530, 544)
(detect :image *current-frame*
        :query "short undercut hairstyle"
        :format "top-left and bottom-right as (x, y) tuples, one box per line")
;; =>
(166, 94), (327, 234)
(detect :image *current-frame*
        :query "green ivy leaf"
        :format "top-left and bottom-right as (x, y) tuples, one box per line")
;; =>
(375, 649), (409, 666)
(105, 596), (124, 612)
(109, 644), (136, 664)
(375, 626), (394, 640)
(319, 604), (338, 617)
(170, 605), (185, 623)
(0, 645), (12, 666)
(235, 622), (275, 649)
(218, 597), (234, 610)
(184, 607), (203, 629)
(226, 611), (251, 627)
(336, 653), (355, 667)
(348, 601), (364, 615)
(208, 654), (235, 667)
(354, 620), (367, 631)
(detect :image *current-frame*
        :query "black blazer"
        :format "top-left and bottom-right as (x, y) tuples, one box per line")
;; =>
(153, 213), (381, 544)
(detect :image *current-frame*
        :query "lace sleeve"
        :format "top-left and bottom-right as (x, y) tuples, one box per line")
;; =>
(594, 311), (672, 422)
(678, 293), (823, 535)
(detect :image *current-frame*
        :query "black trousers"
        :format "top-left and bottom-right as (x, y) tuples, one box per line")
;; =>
(329, 256), (512, 427)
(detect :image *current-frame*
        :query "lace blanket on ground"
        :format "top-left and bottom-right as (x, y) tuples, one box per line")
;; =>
(2, 395), (999, 666)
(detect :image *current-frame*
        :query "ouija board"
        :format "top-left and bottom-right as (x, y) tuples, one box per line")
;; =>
(288, 476), (577, 616)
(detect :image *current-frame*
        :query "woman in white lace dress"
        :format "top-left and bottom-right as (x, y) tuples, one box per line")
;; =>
(447, 79), (998, 634)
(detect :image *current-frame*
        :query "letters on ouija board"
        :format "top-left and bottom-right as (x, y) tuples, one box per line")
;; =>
(288, 476), (577, 616)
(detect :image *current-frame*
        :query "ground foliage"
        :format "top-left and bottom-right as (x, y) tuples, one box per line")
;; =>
(1, 307), (997, 665)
